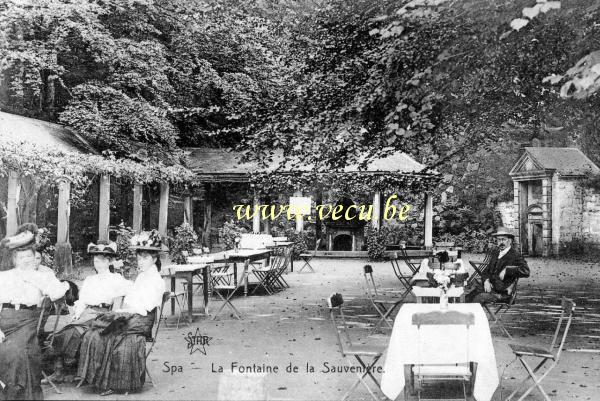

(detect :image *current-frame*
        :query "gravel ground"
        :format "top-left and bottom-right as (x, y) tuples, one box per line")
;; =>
(44, 255), (600, 400)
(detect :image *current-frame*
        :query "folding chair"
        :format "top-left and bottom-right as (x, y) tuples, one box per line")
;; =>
(327, 293), (386, 401)
(145, 292), (169, 387)
(38, 297), (64, 394)
(251, 249), (290, 295)
(212, 260), (250, 320)
(483, 278), (519, 339)
(298, 239), (321, 273)
(161, 267), (189, 330)
(390, 250), (421, 304)
(410, 310), (476, 401)
(363, 265), (403, 331)
(506, 297), (575, 401)
(466, 249), (494, 288)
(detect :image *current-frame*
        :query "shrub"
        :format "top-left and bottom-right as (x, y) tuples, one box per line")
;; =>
(110, 222), (135, 270)
(364, 226), (388, 261)
(170, 223), (199, 264)
(218, 220), (249, 250)
(36, 227), (55, 269)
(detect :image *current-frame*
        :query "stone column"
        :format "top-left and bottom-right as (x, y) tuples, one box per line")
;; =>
(132, 183), (143, 233)
(541, 176), (552, 257)
(518, 182), (528, 253)
(98, 174), (110, 242)
(183, 194), (194, 226)
(513, 180), (520, 249)
(158, 181), (169, 238)
(371, 191), (381, 229)
(55, 178), (72, 274)
(6, 170), (19, 236)
(252, 191), (261, 233)
(202, 183), (212, 247)
(551, 174), (560, 255)
(424, 193), (433, 248)
(294, 190), (303, 232)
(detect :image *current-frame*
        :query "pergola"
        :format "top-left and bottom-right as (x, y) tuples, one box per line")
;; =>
(185, 147), (439, 249)
(0, 111), (193, 272)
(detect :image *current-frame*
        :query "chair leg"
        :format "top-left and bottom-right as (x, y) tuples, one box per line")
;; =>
(146, 365), (156, 388)
(41, 371), (62, 394)
(506, 357), (549, 400)
(212, 290), (242, 320)
(342, 355), (382, 401)
(516, 359), (554, 401)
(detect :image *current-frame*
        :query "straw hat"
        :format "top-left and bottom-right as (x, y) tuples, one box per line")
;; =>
(87, 241), (118, 256)
(491, 227), (517, 238)
(0, 223), (38, 250)
(129, 230), (166, 252)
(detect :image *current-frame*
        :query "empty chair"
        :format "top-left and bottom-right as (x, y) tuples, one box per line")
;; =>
(212, 261), (250, 320)
(298, 239), (321, 273)
(326, 293), (386, 401)
(506, 297), (575, 401)
(363, 264), (403, 331)
(410, 310), (476, 401)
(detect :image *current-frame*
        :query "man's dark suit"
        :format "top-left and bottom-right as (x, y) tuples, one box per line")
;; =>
(466, 246), (530, 303)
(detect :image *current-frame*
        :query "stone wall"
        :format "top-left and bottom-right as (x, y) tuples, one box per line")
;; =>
(580, 187), (600, 245)
(555, 179), (584, 244)
(496, 201), (516, 229)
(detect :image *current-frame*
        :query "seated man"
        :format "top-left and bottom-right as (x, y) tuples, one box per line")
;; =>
(465, 227), (530, 303)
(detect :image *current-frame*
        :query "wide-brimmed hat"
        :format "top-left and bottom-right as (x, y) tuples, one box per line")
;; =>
(130, 230), (166, 252)
(0, 223), (38, 250)
(87, 241), (118, 256)
(491, 227), (516, 238)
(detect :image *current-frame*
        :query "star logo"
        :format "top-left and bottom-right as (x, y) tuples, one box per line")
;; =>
(185, 327), (212, 355)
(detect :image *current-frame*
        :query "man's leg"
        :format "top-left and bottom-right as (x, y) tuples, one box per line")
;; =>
(470, 292), (501, 304)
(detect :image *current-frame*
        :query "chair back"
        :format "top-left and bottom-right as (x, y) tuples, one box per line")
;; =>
(326, 293), (352, 356)
(506, 278), (519, 306)
(550, 297), (575, 361)
(467, 249), (495, 287)
(313, 239), (321, 254)
(363, 265), (379, 298)
(412, 310), (475, 365)
(36, 296), (52, 336)
(146, 291), (170, 357)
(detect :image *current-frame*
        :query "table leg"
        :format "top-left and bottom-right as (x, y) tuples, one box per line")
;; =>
(171, 276), (176, 315)
(244, 259), (249, 297)
(187, 272), (193, 324)
(290, 256), (294, 272)
(203, 266), (210, 315)
(233, 262), (238, 287)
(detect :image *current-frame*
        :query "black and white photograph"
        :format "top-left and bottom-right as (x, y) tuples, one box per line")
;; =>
(0, 0), (599, 400)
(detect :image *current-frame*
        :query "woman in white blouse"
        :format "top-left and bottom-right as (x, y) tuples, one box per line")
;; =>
(77, 230), (165, 396)
(44, 242), (133, 384)
(0, 224), (69, 400)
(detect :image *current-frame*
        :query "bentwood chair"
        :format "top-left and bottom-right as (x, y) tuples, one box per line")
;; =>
(410, 310), (476, 401)
(145, 291), (170, 387)
(506, 297), (575, 401)
(38, 296), (65, 394)
(327, 293), (385, 401)
(363, 265), (403, 331)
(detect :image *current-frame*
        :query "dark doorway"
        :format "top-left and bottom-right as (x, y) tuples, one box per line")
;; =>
(333, 234), (353, 251)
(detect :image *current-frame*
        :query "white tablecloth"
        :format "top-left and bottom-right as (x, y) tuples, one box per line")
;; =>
(412, 286), (464, 299)
(381, 303), (499, 401)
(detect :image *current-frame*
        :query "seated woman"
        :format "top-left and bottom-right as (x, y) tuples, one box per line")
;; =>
(0, 223), (70, 400)
(77, 231), (165, 395)
(44, 242), (132, 383)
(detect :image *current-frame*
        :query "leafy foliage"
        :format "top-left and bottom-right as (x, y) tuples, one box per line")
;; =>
(218, 220), (249, 250)
(169, 222), (199, 264)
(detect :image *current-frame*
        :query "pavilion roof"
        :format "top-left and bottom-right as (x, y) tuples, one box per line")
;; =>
(0, 111), (98, 154)
(185, 147), (433, 182)
(510, 147), (600, 177)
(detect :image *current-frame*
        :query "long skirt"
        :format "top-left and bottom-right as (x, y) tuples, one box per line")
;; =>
(0, 308), (43, 400)
(77, 311), (154, 393)
(50, 306), (109, 363)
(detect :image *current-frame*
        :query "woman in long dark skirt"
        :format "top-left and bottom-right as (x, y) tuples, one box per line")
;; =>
(0, 224), (69, 400)
(77, 230), (165, 396)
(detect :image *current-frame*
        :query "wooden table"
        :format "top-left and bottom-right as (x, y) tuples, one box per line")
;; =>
(165, 263), (210, 323)
(192, 249), (272, 296)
